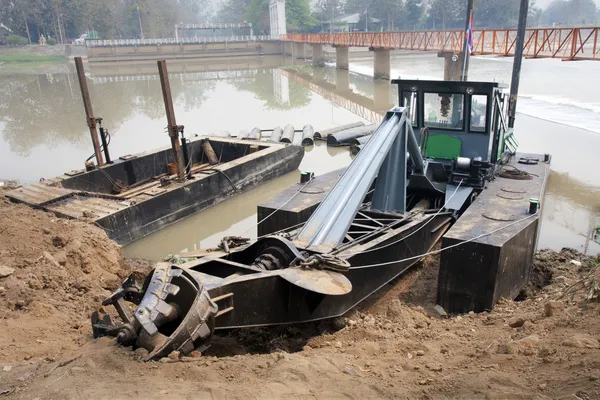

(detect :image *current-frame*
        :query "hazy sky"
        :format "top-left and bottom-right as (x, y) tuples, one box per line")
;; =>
(535, 0), (600, 8)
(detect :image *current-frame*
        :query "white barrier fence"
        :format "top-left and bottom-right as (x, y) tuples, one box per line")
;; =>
(86, 35), (278, 47)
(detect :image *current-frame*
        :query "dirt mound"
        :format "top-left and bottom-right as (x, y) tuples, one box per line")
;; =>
(1, 197), (600, 399)
(0, 192), (150, 366)
(0, 194), (126, 317)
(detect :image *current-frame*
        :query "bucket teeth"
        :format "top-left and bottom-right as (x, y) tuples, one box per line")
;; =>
(169, 269), (183, 278)
(165, 283), (180, 295)
(134, 262), (175, 335)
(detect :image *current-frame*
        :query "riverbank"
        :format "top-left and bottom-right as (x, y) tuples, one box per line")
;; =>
(1, 188), (599, 399)
(0, 44), (86, 74)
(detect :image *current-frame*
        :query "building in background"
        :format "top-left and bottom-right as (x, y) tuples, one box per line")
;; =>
(269, 0), (287, 37)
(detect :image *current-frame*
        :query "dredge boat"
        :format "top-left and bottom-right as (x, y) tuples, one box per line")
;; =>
(92, 78), (549, 360)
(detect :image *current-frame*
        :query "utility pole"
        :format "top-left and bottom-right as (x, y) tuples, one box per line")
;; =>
(137, 3), (144, 39)
(460, 0), (474, 81)
(54, 0), (64, 44)
(508, 0), (529, 129)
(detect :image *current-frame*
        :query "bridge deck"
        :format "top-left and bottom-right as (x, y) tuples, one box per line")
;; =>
(283, 27), (600, 61)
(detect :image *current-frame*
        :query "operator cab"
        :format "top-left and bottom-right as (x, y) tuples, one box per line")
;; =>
(392, 79), (515, 166)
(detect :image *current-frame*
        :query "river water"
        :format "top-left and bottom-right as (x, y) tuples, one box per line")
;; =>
(1, 52), (599, 260)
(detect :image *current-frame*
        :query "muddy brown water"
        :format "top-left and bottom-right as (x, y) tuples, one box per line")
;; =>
(1, 53), (599, 260)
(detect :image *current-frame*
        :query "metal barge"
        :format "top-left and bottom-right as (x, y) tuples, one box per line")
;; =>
(91, 76), (550, 360)
(4, 58), (304, 244)
(5, 137), (303, 245)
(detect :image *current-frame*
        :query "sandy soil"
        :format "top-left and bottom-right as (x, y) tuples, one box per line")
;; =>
(1, 192), (600, 400)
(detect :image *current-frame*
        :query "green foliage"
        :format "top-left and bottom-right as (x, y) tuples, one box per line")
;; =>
(6, 35), (29, 45)
(425, 0), (465, 30)
(0, 53), (65, 63)
(47, 37), (57, 45)
(1, 0), (212, 43)
(405, 0), (424, 30)
(541, 0), (599, 26)
(286, 0), (318, 32)
(247, 0), (271, 34)
(217, 0), (253, 23)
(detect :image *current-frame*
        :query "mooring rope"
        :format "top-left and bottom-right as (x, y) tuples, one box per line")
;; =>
(349, 212), (538, 270)
(348, 161), (550, 270)
(342, 180), (464, 256)
(498, 165), (534, 180)
(239, 177), (314, 236)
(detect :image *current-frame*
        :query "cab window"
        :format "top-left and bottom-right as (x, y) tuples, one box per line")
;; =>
(423, 93), (464, 130)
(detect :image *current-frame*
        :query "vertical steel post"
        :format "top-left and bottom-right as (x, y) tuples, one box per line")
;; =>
(460, 0), (474, 81)
(508, 0), (529, 128)
(74, 56), (104, 167)
(157, 60), (185, 181)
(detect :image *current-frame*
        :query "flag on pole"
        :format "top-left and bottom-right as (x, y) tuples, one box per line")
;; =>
(465, 11), (474, 54)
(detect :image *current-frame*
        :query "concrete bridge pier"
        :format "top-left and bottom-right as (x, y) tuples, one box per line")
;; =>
(312, 44), (325, 66)
(283, 41), (293, 55)
(438, 51), (466, 81)
(313, 66), (325, 81)
(373, 48), (391, 80)
(373, 80), (393, 111)
(335, 46), (349, 70)
(294, 42), (306, 59)
(335, 69), (350, 92)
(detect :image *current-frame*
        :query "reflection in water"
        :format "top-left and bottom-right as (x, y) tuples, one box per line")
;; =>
(2, 55), (600, 258)
(540, 171), (600, 255)
(0, 74), (86, 155)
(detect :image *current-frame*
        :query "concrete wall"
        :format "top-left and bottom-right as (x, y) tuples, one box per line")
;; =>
(87, 41), (283, 62)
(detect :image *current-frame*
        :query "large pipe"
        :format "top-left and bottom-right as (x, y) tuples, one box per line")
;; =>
(508, 0), (530, 128)
(270, 126), (283, 142)
(349, 134), (372, 146)
(237, 130), (250, 139)
(249, 127), (262, 140)
(327, 124), (377, 146)
(202, 139), (219, 165)
(280, 124), (294, 143)
(349, 144), (363, 155)
(314, 121), (365, 139)
(300, 125), (314, 146)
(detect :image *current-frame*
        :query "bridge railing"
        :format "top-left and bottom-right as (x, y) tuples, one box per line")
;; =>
(90, 69), (261, 84)
(86, 35), (276, 47)
(282, 27), (600, 61)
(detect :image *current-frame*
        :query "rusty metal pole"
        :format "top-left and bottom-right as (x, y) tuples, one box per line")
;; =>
(157, 60), (185, 181)
(74, 57), (104, 167)
(460, 0), (474, 81)
(508, 0), (530, 129)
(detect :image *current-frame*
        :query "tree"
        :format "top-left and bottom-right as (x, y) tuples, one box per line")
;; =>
(1, 0), (209, 42)
(286, 0), (318, 32)
(314, 0), (345, 31)
(217, 0), (253, 23)
(405, 0), (424, 30)
(246, 0), (270, 34)
(423, 0), (464, 30)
